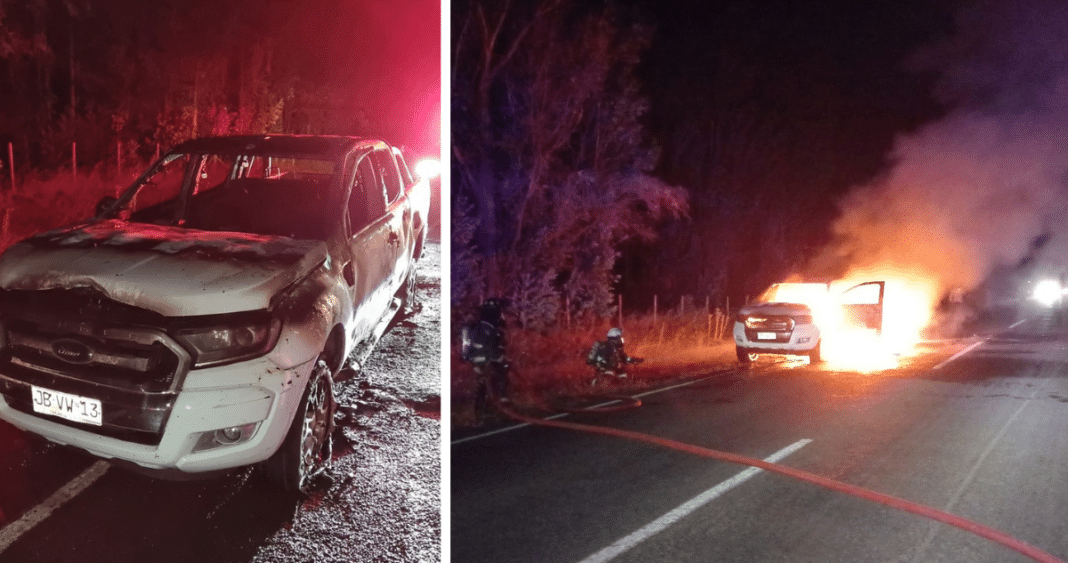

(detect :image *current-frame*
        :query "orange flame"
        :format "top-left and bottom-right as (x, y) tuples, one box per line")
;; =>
(828, 267), (939, 372)
(773, 267), (941, 373)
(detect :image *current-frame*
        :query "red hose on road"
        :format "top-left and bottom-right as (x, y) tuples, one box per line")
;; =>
(495, 401), (1065, 563)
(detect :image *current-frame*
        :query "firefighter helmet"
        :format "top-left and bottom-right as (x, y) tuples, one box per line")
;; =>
(479, 298), (509, 323)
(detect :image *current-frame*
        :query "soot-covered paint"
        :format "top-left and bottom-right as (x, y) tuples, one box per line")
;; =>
(27, 220), (319, 266)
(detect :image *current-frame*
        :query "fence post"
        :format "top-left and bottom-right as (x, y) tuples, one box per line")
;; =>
(565, 295), (571, 330)
(72, 142), (77, 181)
(7, 142), (13, 192)
(653, 294), (658, 325)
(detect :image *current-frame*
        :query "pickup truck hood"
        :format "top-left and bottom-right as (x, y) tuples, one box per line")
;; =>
(738, 302), (813, 317)
(0, 220), (328, 317)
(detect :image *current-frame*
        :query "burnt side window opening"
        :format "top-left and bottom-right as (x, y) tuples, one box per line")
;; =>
(373, 149), (403, 203)
(349, 155), (386, 234)
(120, 153), (196, 224)
(126, 152), (340, 241)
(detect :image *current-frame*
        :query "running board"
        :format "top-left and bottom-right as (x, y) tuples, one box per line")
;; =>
(347, 297), (403, 375)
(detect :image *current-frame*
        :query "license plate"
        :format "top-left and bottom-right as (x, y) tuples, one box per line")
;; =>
(757, 332), (777, 340)
(31, 386), (102, 426)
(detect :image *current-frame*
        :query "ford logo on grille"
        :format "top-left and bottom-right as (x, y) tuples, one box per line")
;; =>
(51, 339), (94, 364)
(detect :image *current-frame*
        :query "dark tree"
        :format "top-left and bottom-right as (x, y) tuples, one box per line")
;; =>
(0, 0), (439, 173)
(452, 0), (687, 330)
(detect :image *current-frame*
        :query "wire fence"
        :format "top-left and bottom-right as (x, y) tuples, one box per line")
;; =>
(0, 141), (148, 250)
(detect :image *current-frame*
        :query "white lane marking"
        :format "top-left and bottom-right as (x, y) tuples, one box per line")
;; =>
(933, 319), (1027, 370)
(908, 391), (1035, 563)
(933, 339), (986, 370)
(451, 373), (728, 446)
(0, 460), (109, 554)
(576, 439), (812, 563)
(632, 377), (722, 399)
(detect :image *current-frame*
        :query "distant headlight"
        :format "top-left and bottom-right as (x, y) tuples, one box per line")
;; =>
(415, 158), (441, 179)
(171, 312), (281, 368)
(1033, 279), (1063, 308)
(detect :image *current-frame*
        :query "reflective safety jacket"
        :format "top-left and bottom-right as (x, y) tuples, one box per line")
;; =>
(460, 320), (506, 365)
(586, 339), (635, 371)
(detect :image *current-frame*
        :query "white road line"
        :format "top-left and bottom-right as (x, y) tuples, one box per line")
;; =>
(451, 373), (727, 446)
(933, 339), (986, 370)
(632, 377), (722, 400)
(576, 438), (812, 563)
(0, 460), (109, 554)
(933, 319), (1027, 371)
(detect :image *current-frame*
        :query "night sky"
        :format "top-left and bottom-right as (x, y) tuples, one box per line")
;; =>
(637, 0), (956, 205)
(568, 0), (965, 304)
(620, 0), (1068, 302)
(449, 0), (1068, 312)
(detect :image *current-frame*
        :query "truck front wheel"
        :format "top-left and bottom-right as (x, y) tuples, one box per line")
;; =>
(809, 341), (823, 364)
(400, 270), (418, 315)
(264, 358), (336, 492)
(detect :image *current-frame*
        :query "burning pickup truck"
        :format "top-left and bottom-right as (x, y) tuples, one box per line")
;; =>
(734, 281), (885, 364)
(0, 135), (430, 491)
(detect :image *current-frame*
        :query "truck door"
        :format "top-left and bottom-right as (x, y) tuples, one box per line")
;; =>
(372, 149), (408, 293)
(344, 154), (394, 340)
(840, 281), (885, 334)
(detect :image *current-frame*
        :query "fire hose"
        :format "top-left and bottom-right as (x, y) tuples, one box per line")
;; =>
(490, 393), (1064, 563)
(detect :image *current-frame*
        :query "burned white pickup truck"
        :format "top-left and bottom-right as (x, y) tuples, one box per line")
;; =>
(0, 135), (430, 491)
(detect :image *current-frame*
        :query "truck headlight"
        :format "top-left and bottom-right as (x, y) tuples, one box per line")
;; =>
(171, 313), (281, 368)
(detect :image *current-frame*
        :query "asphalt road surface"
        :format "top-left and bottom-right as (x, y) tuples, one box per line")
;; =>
(0, 241), (441, 563)
(452, 310), (1068, 563)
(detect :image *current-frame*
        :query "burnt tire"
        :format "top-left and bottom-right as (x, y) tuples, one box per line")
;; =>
(265, 359), (336, 493)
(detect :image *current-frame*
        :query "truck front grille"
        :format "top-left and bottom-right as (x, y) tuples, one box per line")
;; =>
(743, 314), (795, 343)
(0, 289), (191, 444)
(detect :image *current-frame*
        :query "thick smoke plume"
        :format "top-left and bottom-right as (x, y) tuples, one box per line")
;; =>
(813, 0), (1068, 316)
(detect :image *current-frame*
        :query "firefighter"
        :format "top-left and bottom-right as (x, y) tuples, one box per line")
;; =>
(587, 327), (643, 386)
(460, 298), (511, 416)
